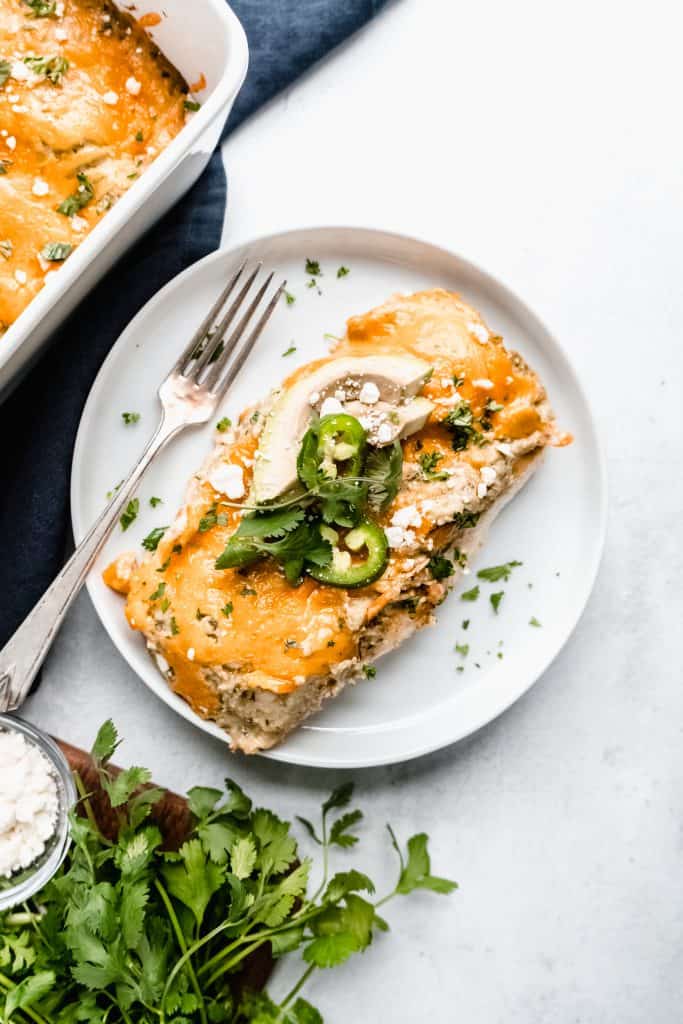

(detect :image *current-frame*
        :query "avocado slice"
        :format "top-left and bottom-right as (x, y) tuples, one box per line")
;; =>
(252, 354), (432, 503)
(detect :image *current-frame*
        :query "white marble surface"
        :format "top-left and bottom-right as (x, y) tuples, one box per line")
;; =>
(26, 0), (683, 1019)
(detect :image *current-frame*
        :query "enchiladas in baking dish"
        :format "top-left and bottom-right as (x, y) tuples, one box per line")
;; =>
(105, 289), (568, 753)
(0, 0), (190, 335)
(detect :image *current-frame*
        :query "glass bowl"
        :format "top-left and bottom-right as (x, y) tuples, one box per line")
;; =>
(0, 714), (77, 911)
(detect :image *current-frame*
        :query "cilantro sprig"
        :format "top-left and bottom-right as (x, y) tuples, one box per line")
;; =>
(0, 722), (456, 1023)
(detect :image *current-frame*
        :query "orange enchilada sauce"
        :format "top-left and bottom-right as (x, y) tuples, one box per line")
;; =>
(112, 290), (566, 711)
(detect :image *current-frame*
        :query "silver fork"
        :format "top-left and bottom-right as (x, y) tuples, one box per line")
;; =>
(0, 259), (285, 713)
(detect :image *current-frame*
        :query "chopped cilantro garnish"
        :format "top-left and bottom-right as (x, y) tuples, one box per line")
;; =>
(337, 265), (350, 278)
(170, 616), (180, 635)
(428, 556), (454, 580)
(442, 400), (482, 451)
(216, 416), (231, 432)
(529, 616), (542, 627)
(461, 585), (480, 602)
(419, 451), (449, 481)
(57, 172), (94, 217)
(362, 665), (376, 679)
(0, 239), (13, 260)
(462, 619), (470, 630)
(305, 258), (322, 276)
(23, 0), (57, 16)
(184, 98), (201, 112)
(149, 496), (162, 508)
(240, 586), (257, 597)
(121, 411), (140, 425)
(490, 591), (504, 614)
(160, 596), (170, 612)
(119, 498), (139, 531)
(24, 55), (69, 84)
(0, 60), (11, 87)
(455, 643), (469, 657)
(149, 581), (166, 601)
(141, 526), (168, 552)
(477, 560), (522, 583)
(283, 289), (296, 305)
(135, 130), (144, 142)
(41, 241), (72, 261)
(282, 344), (297, 357)
(222, 602), (233, 617)
(156, 558), (170, 573)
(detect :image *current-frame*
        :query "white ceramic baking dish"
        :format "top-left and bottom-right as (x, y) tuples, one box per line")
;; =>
(0, 0), (248, 396)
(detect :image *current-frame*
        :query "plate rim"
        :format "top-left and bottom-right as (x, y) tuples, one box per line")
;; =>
(71, 224), (608, 768)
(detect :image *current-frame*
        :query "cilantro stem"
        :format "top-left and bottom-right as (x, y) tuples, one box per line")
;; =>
(0, 972), (51, 1024)
(279, 963), (316, 1011)
(154, 879), (208, 1024)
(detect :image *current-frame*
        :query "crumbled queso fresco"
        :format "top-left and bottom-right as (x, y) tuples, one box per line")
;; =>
(0, 730), (59, 879)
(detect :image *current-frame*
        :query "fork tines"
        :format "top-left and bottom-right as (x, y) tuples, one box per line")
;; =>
(172, 259), (286, 396)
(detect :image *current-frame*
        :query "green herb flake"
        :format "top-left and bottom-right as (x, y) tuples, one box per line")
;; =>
(490, 591), (504, 614)
(184, 98), (201, 112)
(529, 616), (542, 627)
(119, 498), (139, 531)
(149, 581), (166, 601)
(337, 265), (350, 278)
(477, 560), (522, 583)
(0, 60), (11, 87)
(282, 344), (297, 357)
(419, 451), (449, 481)
(121, 411), (140, 425)
(462, 619), (470, 630)
(160, 596), (170, 612)
(41, 241), (72, 262)
(216, 416), (232, 432)
(24, 54), (69, 84)
(141, 526), (167, 552)
(428, 555), (454, 580)
(149, 496), (162, 508)
(0, 239), (13, 260)
(455, 643), (469, 657)
(240, 585), (257, 597)
(135, 129), (144, 142)
(23, 0), (57, 17)
(170, 616), (180, 635)
(305, 258), (322, 276)
(362, 665), (376, 679)
(222, 602), (233, 617)
(461, 585), (480, 602)
(283, 289), (296, 305)
(57, 171), (94, 217)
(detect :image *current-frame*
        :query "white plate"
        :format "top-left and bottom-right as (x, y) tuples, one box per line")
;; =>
(72, 227), (606, 768)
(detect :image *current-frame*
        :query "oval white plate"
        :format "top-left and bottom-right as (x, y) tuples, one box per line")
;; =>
(72, 227), (606, 768)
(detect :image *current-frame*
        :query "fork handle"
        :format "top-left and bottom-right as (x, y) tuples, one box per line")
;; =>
(0, 415), (181, 713)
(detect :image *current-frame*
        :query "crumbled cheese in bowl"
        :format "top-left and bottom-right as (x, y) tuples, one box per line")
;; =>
(0, 729), (58, 879)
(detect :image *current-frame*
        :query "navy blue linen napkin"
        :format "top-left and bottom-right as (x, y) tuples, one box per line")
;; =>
(0, 0), (387, 648)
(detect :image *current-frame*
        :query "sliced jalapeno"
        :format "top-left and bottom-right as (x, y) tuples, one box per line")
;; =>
(308, 519), (388, 588)
(298, 413), (366, 485)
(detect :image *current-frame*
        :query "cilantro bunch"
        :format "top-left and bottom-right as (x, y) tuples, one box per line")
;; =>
(0, 722), (456, 1024)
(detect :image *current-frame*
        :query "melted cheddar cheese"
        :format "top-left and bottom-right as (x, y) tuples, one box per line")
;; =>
(109, 289), (566, 717)
(0, 0), (190, 333)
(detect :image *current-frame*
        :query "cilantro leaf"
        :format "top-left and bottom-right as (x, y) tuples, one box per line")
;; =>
(490, 591), (504, 613)
(162, 839), (225, 927)
(428, 555), (454, 580)
(329, 809), (363, 848)
(142, 525), (168, 552)
(91, 718), (120, 763)
(230, 835), (257, 879)
(188, 786), (223, 819)
(0, 61), (11, 88)
(389, 828), (458, 895)
(323, 782), (354, 815)
(477, 560), (522, 582)
(530, 616), (542, 627)
(365, 442), (403, 512)
(104, 765), (151, 807)
(57, 172), (94, 217)
(461, 585), (480, 601)
(5, 971), (55, 1018)
(119, 498), (139, 531)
